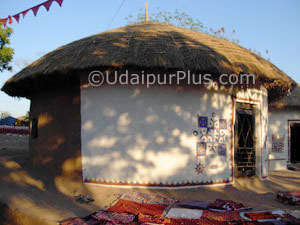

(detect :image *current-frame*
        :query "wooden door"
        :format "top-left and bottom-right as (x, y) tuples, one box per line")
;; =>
(234, 103), (256, 177)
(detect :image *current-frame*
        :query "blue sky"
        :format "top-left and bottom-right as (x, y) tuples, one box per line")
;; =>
(1, 0), (300, 117)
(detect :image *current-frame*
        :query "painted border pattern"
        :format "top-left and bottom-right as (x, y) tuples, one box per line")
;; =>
(84, 178), (233, 187)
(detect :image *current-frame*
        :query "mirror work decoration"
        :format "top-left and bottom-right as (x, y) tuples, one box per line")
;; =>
(196, 113), (230, 157)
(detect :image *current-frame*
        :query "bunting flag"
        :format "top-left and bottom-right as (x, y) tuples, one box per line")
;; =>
(32, 5), (41, 17)
(55, 0), (64, 7)
(22, 9), (30, 18)
(0, 18), (8, 28)
(8, 16), (13, 25)
(43, 0), (54, 11)
(13, 14), (20, 23)
(0, 0), (64, 27)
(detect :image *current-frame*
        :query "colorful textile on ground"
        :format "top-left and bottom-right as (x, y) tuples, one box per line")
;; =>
(60, 217), (99, 225)
(173, 200), (210, 209)
(209, 199), (252, 212)
(282, 213), (300, 224)
(287, 210), (300, 219)
(164, 218), (227, 225)
(277, 191), (300, 205)
(117, 190), (177, 205)
(244, 212), (278, 221)
(239, 209), (285, 223)
(140, 223), (164, 225)
(201, 210), (240, 222)
(108, 199), (167, 216)
(138, 213), (165, 224)
(165, 208), (203, 219)
(60, 193), (294, 225)
(101, 222), (114, 225)
(91, 210), (135, 224)
(240, 222), (275, 225)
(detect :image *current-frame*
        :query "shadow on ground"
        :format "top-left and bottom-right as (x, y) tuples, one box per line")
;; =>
(0, 134), (299, 225)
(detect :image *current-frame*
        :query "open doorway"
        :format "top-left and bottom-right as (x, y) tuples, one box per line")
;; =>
(234, 103), (256, 177)
(290, 122), (300, 163)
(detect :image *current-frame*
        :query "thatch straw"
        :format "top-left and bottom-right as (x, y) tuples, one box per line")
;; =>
(1, 22), (295, 98)
(269, 84), (300, 110)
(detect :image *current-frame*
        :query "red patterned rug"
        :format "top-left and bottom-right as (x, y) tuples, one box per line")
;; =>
(108, 199), (167, 216)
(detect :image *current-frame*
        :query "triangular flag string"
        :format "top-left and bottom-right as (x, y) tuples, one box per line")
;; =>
(54, 0), (64, 7)
(32, 5), (41, 17)
(43, 0), (54, 12)
(0, 18), (8, 28)
(22, 9), (30, 19)
(0, 0), (64, 27)
(13, 14), (20, 23)
(8, 16), (13, 25)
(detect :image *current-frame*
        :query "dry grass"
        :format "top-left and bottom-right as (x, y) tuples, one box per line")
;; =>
(270, 84), (300, 109)
(2, 22), (295, 98)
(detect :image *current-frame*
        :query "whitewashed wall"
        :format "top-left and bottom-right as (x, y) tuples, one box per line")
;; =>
(81, 86), (235, 186)
(80, 86), (268, 187)
(268, 110), (300, 171)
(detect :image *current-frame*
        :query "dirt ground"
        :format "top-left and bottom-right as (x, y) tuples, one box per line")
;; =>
(0, 134), (299, 225)
(0, 134), (29, 159)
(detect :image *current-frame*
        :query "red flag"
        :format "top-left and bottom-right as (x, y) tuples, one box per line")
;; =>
(0, 18), (8, 28)
(43, 0), (54, 11)
(2, 0), (63, 27)
(13, 14), (20, 23)
(8, 15), (13, 24)
(31, 5), (41, 17)
(22, 9), (30, 18)
(54, 0), (64, 7)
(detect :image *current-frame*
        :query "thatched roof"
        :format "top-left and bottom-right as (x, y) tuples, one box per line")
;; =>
(269, 84), (300, 110)
(2, 21), (295, 97)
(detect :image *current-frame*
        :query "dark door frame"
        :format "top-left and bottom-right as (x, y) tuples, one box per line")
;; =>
(288, 120), (300, 163)
(234, 97), (266, 179)
(234, 102), (257, 177)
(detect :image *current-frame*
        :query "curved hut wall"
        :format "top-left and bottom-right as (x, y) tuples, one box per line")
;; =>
(268, 84), (300, 170)
(27, 70), (268, 188)
(78, 71), (268, 187)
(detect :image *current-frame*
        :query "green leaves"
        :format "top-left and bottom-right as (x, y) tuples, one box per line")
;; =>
(126, 7), (205, 33)
(0, 24), (14, 72)
(125, 8), (239, 44)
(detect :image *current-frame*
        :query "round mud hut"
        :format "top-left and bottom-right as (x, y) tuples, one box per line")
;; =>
(1, 22), (295, 188)
(268, 84), (300, 170)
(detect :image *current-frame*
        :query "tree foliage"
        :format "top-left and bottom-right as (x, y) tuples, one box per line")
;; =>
(0, 24), (14, 72)
(125, 7), (239, 44)
(126, 7), (205, 32)
(125, 7), (272, 59)
(23, 111), (30, 123)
